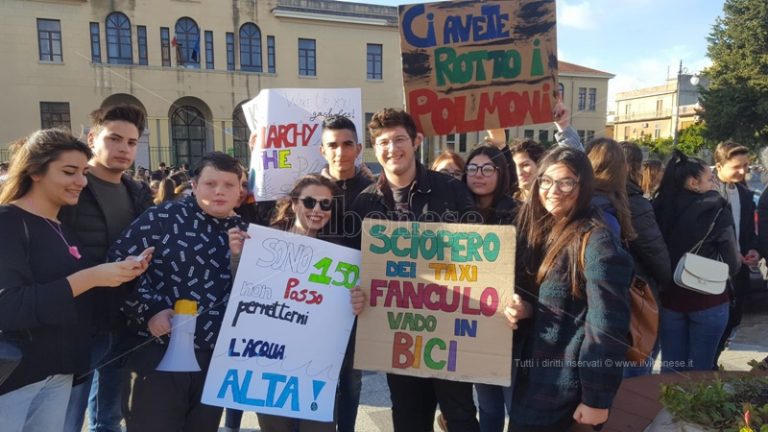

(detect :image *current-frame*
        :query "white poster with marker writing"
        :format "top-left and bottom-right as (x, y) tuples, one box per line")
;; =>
(242, 88), (363, 202)
(201, 224), (361, 422)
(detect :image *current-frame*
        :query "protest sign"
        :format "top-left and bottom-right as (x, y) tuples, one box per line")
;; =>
(399, 0), (558, 136)
(202, 224), (361, 422)
(242, 88), (363, 201)
(355, 219), (515, 386)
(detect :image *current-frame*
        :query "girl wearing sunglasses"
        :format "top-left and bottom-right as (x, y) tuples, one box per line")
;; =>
(227, 174), (364, 432)
(270, 174), (336, 236)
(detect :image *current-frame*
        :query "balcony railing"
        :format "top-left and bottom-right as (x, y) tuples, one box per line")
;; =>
(615, 110), (673, 122)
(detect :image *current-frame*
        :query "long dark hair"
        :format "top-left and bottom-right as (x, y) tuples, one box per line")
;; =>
(463, 145), (511, 219)
(586, 138), (637, 241)
(516, 147), (597, 297)
(271, 174), (341, 232)
(0, 129), (92, 204)
(654, 150), (708, 235)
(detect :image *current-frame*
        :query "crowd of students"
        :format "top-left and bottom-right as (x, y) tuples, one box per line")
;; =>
(0, 102), (763, 432)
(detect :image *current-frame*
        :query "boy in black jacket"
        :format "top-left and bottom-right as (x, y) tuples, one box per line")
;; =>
(713, 141), (760, 363)
(60, 105), (154, 432)
(350, 109), (479, 432)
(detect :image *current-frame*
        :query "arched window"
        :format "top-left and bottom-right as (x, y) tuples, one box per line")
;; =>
(175, 17), (200, 68)
(233, 108), (250, 166)
(106, 12), (132, 64)
(171, 106), (207, 166)
(239, 23), (262, 72)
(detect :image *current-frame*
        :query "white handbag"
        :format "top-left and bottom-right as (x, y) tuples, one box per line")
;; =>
(673, 208), (729, 295)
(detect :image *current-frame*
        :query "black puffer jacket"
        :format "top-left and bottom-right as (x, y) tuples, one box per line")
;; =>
(654, 189), (741, 312)
(349, 162), (476, 249)
(59, 174), (153, 332)
(627, 181), (671, 292)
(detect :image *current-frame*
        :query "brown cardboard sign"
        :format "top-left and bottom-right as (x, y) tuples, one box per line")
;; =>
(399, 0), (558, 136)
(354, 219), (515, 386)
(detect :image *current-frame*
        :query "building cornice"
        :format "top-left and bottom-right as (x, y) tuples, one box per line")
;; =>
(558, 71), (616, 79)
(272, 8), (393, 26)
(272, 0), (398, 27)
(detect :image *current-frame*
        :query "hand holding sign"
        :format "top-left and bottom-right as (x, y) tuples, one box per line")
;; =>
(503, 294), (531, 330)
(350, 286), (366, 316)
(553, 101), (570, 131)
(228, 227), (251, 256)
(484, 128), (507, 149)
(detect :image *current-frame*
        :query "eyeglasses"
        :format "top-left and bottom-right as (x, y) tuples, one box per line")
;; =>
(539, 176), (578, 194)
(466, 163), (498, 177)
(374, 136), (411, 149)
(298, 196), (333, 211)
(438, 169), (463, 180)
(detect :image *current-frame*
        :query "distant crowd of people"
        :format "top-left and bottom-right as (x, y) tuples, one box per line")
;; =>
(0, 101), (766, 432)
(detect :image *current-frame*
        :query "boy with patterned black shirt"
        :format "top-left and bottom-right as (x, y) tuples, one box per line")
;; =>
(109, 152), (243, 432)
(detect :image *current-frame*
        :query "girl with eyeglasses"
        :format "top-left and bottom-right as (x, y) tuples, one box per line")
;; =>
(504, 147), (633, 431)
(458, 145), (517, 432)
(227, 174), (364, 432)
(463, 145), (517, 226)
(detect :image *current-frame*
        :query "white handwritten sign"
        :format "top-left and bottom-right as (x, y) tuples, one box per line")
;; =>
(242, 88), (363, 201)
(201, 224), (361, 422)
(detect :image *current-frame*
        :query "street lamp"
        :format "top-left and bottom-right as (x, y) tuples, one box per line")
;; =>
(672, 61), (700, 146)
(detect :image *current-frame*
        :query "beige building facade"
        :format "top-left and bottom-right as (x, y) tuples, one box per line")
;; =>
(613, 74), (701, 142)
(0, 0), (403, 167)
(1, 0), (613, 168)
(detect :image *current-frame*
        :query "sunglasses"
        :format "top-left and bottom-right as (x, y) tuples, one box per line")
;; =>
(298, 196), (333, 211)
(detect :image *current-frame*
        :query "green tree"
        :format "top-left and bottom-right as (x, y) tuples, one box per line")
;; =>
(678, 123), (717, 155)
(700, 0), (768, 149)
(637, 135), (674, 158)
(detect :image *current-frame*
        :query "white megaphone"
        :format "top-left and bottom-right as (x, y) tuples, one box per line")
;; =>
(156, 299), (201, 372)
